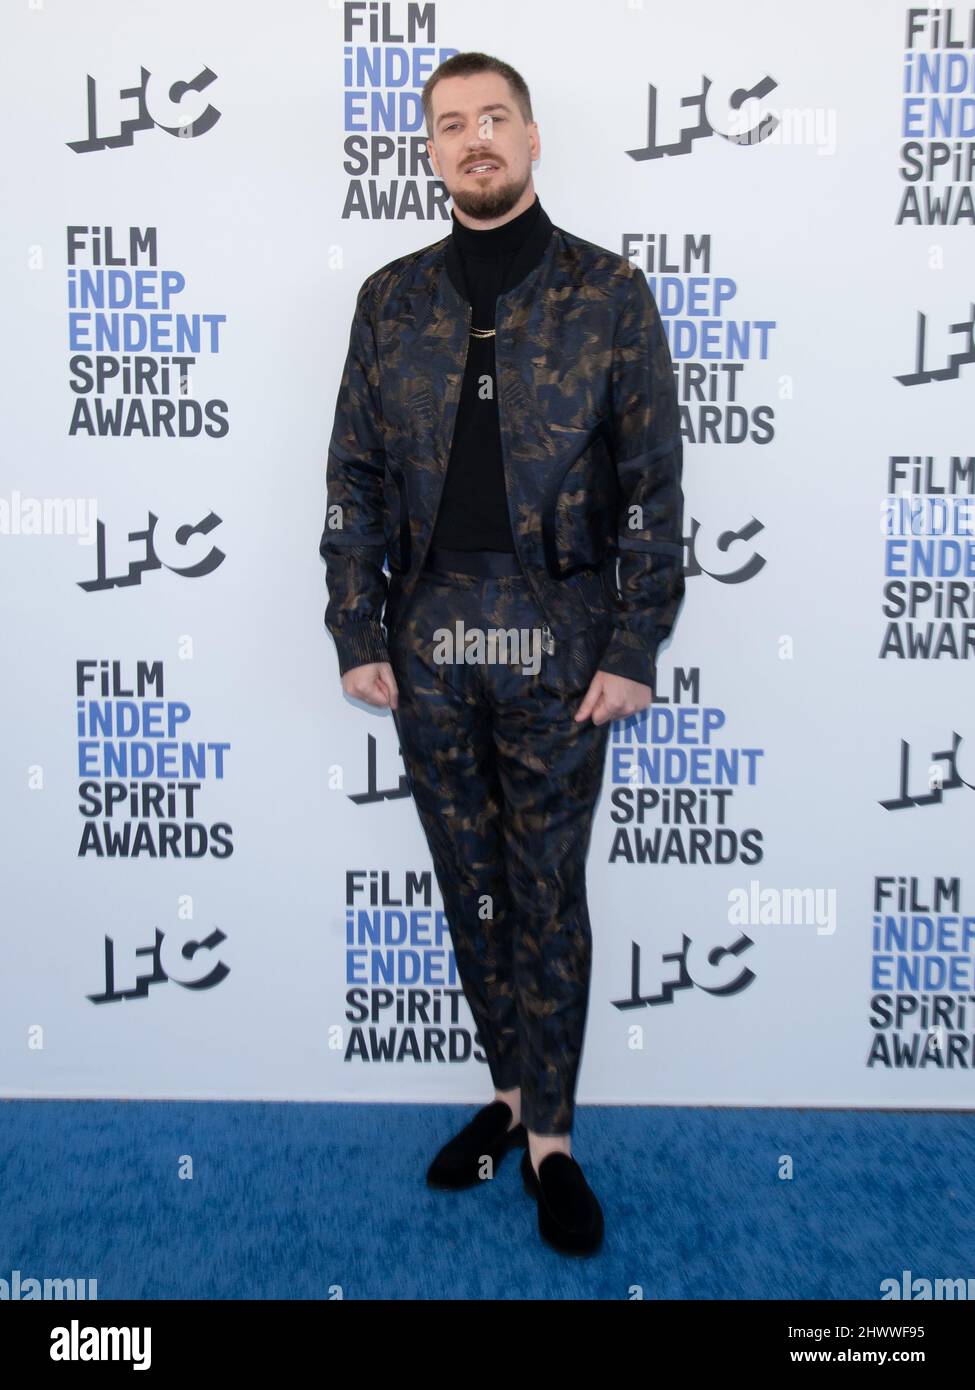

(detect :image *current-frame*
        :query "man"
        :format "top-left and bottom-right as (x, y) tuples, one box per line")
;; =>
(321, 52), (684, 1256)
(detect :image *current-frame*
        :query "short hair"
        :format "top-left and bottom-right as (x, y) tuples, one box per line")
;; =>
(421, 52), (534, 137)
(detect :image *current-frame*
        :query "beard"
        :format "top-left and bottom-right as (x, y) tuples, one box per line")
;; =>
(449, 163), (530, 221)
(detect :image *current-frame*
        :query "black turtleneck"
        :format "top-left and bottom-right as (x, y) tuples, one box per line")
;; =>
(431, 194), (547, 552)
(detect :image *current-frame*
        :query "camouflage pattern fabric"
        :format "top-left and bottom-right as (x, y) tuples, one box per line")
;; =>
(388, 565), (612, 1136)
(321, 210), (684, 692)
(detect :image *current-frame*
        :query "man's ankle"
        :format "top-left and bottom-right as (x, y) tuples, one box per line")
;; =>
(527, 1132), (572, 1174)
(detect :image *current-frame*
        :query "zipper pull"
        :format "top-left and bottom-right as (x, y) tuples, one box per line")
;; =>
(540, 623), (555, 655)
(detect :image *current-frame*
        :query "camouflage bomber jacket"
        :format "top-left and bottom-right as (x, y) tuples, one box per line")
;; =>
(320, 206), (685, 692)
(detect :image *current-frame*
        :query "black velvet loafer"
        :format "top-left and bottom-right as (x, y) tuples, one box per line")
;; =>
(426, 1101), (528, 1189)
(521, 1148), (604, 1255)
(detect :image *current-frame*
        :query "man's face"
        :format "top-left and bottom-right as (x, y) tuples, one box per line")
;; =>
(427, 73), (540, 221)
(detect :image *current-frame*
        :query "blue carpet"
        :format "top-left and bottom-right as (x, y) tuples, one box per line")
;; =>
(1, 1101), (971, 1300)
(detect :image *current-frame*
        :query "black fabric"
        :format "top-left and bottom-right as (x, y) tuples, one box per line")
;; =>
(426, 1101), (528, 1189)
(521, 1148), (604, 1252)
(430, 194), (553, 552)
(425, 544), (523, 577)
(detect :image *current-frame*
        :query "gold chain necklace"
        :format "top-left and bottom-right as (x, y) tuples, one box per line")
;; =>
(470, 326), (496, 338)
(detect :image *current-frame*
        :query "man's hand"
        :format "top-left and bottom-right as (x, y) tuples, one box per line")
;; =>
(341, 661), (399, 710)
(575, 670), (652, 725)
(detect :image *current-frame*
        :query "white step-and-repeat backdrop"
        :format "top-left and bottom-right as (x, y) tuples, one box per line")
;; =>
(2, 0), (972, 1107)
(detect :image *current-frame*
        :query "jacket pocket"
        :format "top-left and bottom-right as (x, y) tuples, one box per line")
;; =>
(537, 613), (615, 699)
(543, 424), (616, 580)
(565, 564), (611, 625)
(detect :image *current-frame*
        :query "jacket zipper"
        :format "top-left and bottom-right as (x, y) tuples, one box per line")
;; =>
(495, 295), (558, 654)
(413, 300), (472, 581)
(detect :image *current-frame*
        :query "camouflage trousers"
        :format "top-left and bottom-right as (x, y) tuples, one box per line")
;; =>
(388, 550), (612, 1136)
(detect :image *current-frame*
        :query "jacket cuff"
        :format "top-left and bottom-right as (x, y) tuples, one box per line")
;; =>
(595, 625), (658, 692)
(328, 619), (390, 676)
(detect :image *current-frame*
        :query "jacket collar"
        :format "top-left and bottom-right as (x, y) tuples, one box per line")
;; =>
(443, 197), (555, 308)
